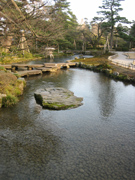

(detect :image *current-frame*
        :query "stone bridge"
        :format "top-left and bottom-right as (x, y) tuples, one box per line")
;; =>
(0, 62), (77, 77)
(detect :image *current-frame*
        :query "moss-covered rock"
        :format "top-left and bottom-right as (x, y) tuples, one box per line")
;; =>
(34, 87), (83, 110)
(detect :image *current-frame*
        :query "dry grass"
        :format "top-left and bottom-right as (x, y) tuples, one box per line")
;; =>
(110, 63), (135, 79)
(0, 72), (26, 107)
(72, 53), (114, 65)
(0, 72), (17, 94)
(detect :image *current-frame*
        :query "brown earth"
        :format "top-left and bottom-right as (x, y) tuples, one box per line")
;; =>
(109, 63), (135, 79)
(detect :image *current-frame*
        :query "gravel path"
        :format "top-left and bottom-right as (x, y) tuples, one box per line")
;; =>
(109, 51), (135, 79)
(112, 51), (135, 65)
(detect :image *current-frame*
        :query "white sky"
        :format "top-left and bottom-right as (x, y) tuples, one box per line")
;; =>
(68, 0), (135, 24)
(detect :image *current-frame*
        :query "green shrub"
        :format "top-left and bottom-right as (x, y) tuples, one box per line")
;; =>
(97, 63), (112, 69)
(115, 47), (129, 51)
(1, 52), (7, 56)
(14, 73), (21, 78)
(24, 52), (33, 58)
(17, 52), (33, 58)
(118, 74), (128, 80)
(17, 53), (23, 58)
(0, 66), (6, 71)
(2, 94), (18, 107)
(14, 88), (22, 96)
(122, 47), (129, 51)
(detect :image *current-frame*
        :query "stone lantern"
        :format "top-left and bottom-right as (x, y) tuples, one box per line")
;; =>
(45, 47), (55, 59)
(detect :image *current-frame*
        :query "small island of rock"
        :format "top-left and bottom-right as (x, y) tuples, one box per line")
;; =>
(34, 87), (83, 110)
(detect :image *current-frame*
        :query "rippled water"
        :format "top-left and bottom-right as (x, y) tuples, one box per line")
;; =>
(0, 56), (135, 180)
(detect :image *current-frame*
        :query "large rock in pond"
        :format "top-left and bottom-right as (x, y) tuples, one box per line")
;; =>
(34, 87), (83, 110)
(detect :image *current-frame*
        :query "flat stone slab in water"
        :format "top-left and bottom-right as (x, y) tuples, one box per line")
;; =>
(34, 87), (83, 110)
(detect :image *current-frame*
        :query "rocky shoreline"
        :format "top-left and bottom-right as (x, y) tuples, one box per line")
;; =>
(76, 62), (135, 84)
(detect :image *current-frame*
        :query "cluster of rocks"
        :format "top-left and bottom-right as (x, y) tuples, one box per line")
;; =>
(34, 87), (83, 110)
(77, 62), (135, 84)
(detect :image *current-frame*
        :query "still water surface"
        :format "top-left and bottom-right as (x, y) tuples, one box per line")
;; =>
(0, 56), (135, 180)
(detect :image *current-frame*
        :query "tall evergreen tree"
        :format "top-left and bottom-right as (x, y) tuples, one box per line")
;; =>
(97, 0), (129, 49)
(129, 23), (135, 48)
(52, 0), (78, 50)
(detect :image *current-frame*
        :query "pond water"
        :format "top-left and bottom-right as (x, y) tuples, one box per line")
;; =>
(25, 54), (91, 64)
(0, 55), (135, 180)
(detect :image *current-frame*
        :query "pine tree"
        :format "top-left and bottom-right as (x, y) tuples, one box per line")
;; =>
(97, 0), (129, 49)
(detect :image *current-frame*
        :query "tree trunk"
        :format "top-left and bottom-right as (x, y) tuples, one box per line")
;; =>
(110, 25), (114, 49)
(58, 44), (59, 53)
(115, 37), (118, 48)
(35, 38), (37, 50)
(73, 39), (76, 50)
(110, 0), (114, 50)
(129, 41), (132, 49)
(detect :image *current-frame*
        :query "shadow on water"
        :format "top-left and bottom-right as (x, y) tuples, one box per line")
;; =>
(96, 74), (116, 118)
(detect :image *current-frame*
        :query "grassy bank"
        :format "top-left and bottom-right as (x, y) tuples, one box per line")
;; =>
(0, 54), (43, 64)
(0, 71), (26, 107)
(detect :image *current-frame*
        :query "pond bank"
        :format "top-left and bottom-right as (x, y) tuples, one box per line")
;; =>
(0, 52), (135, 108)
(0, 61), (76, 108)
(0, 52), (71, 65)
(76, 62), (135, 84)
(71, 53), (135, 85)
(0, 72), (26, 108)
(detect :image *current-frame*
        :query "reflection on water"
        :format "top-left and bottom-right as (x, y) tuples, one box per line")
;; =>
(0, 66), (135, 179)
(96, 75), (116, 117)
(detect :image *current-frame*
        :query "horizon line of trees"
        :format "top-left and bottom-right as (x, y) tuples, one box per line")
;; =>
(0, 0), (135, 58)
